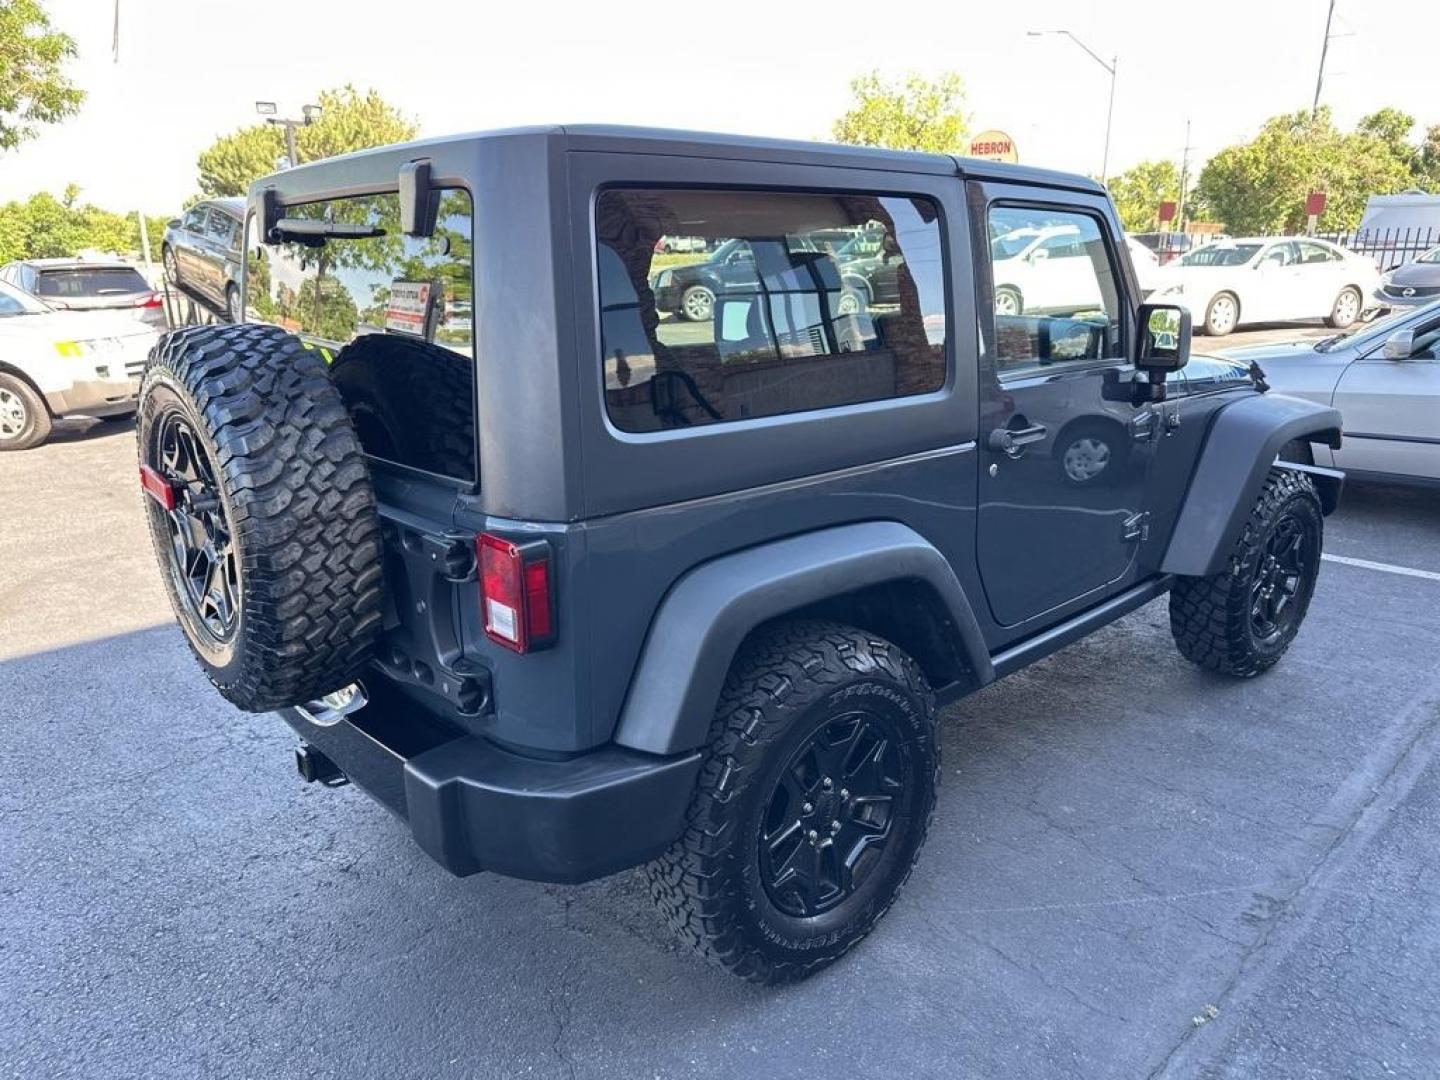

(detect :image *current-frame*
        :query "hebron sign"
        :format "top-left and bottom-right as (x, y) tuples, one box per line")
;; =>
(967, 130), (1019, 163)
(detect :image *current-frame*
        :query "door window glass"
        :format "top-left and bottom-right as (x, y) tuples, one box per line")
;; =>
(986, 206), (1123, 373)
(595, 188), (947, 433)
(1296, 241), (1340, 265)
(183, 208), (209, 233)
(205, 211), (239, 248)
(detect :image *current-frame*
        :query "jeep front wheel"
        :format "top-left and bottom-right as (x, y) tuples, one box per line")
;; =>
(646, 621), (939, 984)
(1169, 468), (1323, 677)
(137, 324), (383, 711)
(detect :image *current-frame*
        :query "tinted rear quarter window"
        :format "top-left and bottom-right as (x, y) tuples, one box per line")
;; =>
(243, 189), (477, 483)
(596, 188), (947, 433)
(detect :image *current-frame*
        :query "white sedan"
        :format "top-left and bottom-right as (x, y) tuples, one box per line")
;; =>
(1149, 237), (1379, 336)
(0, 279), (159, 451)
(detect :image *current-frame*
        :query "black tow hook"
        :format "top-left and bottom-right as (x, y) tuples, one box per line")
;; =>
(295, 744), (348, 787)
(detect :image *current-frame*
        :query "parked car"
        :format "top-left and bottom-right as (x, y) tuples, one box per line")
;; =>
(161, 197), (245, 321)
(133, 125), (1343, 984)
(654, 236), (708, 254)
(1149, 236), (1381, 336)
(1222, 300), (1440, 486)
(0, 278), (159, 450)
(1375, 244), (1440, 310)
(990, 223), (1104, 315)
(1129, 232), (1225, 264)
(1125, 235), (1162, 297)
(0, 257), (166, 330)
(649, 229), (876, 321)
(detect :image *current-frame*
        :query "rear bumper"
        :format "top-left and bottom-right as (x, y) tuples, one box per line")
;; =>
(278, 697), (702, 884)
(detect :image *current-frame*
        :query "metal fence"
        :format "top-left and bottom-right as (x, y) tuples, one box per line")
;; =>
(1317, 227), (1440, 271)
(1145, 228), (1439, 270)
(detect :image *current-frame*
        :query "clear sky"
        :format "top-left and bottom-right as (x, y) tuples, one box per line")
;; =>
(4, 0), (1437, 214)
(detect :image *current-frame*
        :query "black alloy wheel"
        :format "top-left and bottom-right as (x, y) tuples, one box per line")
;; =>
(759, 711), (907, 917)
(147, 409), (239, 645)
(1249, 511), (1313, 644)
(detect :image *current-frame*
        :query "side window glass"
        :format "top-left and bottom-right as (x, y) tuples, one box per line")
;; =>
(1297, 241), (1337, 265)
(596, 188), (947, 433)
(184, 208), (209, 233)
(986, 207), (1122, 373)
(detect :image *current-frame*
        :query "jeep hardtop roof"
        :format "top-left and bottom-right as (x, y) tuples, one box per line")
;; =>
(248, 124), (1106, 204)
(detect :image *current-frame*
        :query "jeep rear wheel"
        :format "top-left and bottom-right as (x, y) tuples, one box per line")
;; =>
(137, 324), (383, 710)
(646, 621), (938, 984)
(1169, 468), (1323, 677)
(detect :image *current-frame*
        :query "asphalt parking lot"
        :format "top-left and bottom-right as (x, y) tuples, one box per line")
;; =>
(3, 379), (1439, 1079)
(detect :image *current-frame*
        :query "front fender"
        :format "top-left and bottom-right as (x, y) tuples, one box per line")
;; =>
(1160, 393), (1343, 578)
(612, 521), (993, 757)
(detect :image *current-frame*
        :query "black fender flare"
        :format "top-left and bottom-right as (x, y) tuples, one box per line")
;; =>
(612, 521), (994, 756)
(1160, 393), (1343, 578)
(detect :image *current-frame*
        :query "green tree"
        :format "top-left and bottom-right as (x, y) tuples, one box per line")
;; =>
(196, 85), (418, 197)
(1106, 160), (1182, 231)
(1414, 124), (1440, 192)
(0, 0), (83, 153)
(831, 71), (968, 154)
(0, 187), (142, 262)
(1194, 108), (1417, 233)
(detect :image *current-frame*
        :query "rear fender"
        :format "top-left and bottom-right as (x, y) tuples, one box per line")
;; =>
(612, 521), (993, 757)
(1160, 393), (1343, 578)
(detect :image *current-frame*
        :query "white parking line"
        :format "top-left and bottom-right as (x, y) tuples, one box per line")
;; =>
(1322, 553), (1440, 583)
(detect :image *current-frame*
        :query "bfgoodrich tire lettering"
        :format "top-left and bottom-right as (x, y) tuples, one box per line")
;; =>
(1169, 468), (1323, 677)
(646, 620), (939, 984)
(137, 324), (383, 710)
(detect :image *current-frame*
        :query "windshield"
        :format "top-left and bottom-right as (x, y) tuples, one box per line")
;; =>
(1416, 247), (1440, 265)
(0, 279), (52, 316)
(1178, 243), (1262, 267)
(1315, 297), (1440, 352)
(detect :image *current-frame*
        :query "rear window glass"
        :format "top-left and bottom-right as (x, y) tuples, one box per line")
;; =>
(36, 267), (150, 297)
(596, 188), (947, 433)
(244, 189), (476, 483)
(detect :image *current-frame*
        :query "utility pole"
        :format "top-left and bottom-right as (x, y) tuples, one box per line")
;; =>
(1313, 0), (1337, 114)
(1177, 119), (1192, 233)
(255, 102), (323, 168)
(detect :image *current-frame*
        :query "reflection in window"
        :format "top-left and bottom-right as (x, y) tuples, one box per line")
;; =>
(987, 207), (1122, 371)
(243, 189), (477, 481)
(597, 188), (946, 433)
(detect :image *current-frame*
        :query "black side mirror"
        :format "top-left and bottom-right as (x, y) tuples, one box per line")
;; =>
(399, 159), (440, 238)
(1137, 302), (1191, 372)
(1135, 303), (1190, 402)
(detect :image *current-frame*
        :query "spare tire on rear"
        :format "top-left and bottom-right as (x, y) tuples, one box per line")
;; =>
(136, 324), (383, 711)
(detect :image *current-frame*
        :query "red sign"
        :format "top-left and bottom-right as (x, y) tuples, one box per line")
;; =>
(1158, 201), (1177, 224)
(1305, 192), (1327, 217)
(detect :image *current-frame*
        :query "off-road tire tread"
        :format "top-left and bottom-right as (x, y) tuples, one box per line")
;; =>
(645, 619), (938, 985)
(139, 323), (383, 710)
(1169, 467), (1321, 677)
(328, 335), (474, 480)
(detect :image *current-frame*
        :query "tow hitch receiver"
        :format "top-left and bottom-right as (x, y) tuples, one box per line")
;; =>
(295, 744), (348, 787)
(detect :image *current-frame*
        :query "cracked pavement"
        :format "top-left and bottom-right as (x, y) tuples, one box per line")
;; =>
(3, 418), (1440, 1079)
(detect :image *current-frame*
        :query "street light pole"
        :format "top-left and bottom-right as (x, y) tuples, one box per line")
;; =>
(255, 102), (323, 169)
(1027, 30), (1118, 184)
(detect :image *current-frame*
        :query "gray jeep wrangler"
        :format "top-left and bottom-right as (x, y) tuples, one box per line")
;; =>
(135, 126), (1344, 983)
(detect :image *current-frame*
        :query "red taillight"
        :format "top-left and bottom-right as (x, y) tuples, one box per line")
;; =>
(139, 465), (176, 510)
(478, 533), (554, 652)
(137, 292), (164, 309)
